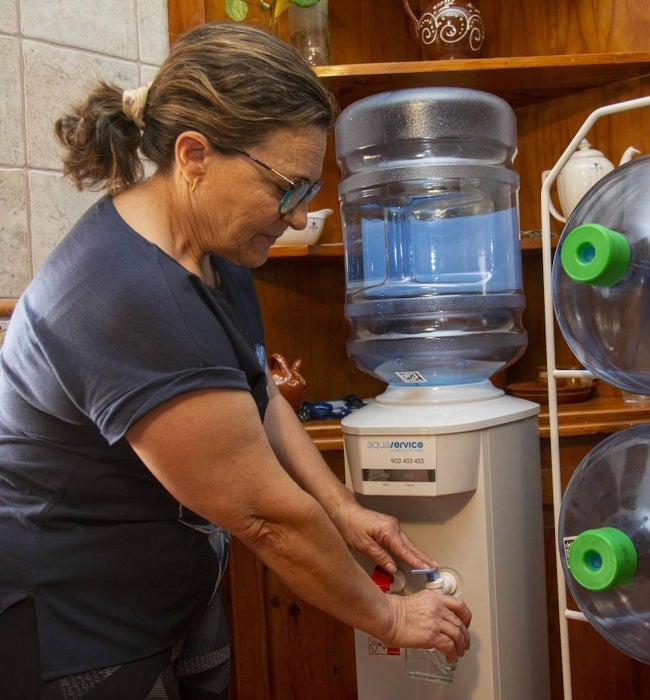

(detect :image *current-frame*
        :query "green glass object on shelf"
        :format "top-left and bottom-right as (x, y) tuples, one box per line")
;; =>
(287, 0), (330, 66)
(222, 0), (329, 65)
(223, 0), (321, 24)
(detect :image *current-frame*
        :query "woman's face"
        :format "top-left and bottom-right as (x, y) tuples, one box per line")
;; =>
(197, 124), (328, 268)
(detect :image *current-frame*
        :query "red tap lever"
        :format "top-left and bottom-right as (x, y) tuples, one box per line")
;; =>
(371, 565), (394, 592)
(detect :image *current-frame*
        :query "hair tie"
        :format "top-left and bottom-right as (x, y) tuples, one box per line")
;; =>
(122, 84), (150, 130)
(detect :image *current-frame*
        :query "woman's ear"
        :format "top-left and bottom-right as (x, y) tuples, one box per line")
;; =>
(175, 131), (212, 188)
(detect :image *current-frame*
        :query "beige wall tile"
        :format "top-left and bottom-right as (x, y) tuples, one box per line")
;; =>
(20, 0), (138, 59)
(3, 0), (169, 295)
(0, 168), (31, 297)
(0, 0), (18, 34)
(140, 63), (160, 86)
(0, 36), (25, 166)
(138, 0), (169, 64)
(29, 171), (101, 273)
(23, 41), (138, 170)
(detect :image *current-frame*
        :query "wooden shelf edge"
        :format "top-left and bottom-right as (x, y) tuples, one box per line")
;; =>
(521, 235), (558, 251)
(537, 395), (650, 438)
(268, 238), (553, 259)
(0, 298), (17, 317)
(304, 420), (345, 451)
(304, 395), (650, 450)
(316, 52), (650, 108)
(316, 52), (650, 80)
(268, 243), (344, 258)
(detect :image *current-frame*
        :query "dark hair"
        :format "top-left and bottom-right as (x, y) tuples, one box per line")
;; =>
(54, 22), (337, 193)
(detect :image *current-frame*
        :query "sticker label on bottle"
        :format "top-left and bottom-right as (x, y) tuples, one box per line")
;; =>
(394, 371), (427, 384)
(562, 536), (576, 568)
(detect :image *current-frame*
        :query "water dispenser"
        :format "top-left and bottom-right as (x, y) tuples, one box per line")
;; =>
(337, 88), (550, 699)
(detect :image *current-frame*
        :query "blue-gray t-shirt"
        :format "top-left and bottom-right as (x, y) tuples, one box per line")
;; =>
(0, 196), (269, 679)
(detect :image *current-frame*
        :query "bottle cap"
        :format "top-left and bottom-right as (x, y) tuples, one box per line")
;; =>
(568, 526), (638, 591)
(560, 223), (631, 287)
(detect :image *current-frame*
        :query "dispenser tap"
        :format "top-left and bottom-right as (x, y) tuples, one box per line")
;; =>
(412, 567), (458, 595)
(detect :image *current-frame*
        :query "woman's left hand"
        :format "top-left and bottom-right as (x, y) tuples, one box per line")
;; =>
(329, 499), (436, 573)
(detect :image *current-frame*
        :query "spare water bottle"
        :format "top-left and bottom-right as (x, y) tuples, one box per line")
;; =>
(552, 155), (650, 393)
(335, 87), (527, 387)
(558, 423), (650, 663)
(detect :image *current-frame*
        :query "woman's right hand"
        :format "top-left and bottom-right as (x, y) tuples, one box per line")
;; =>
(384, 590), (472, 659)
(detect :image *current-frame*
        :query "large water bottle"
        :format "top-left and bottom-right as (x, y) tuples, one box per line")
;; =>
(558, 423), (650, 663)
(335, 87), (527, 387)
(552, 156), (650, 393)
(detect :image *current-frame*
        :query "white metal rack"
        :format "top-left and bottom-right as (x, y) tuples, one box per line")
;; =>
(540, 95), (650, 700)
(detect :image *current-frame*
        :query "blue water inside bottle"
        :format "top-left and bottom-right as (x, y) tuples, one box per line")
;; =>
(356, 206), (520, 293)
(344, 196), (526, 386)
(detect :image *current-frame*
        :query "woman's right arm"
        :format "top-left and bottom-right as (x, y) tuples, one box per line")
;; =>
(126, 387), (471, 656)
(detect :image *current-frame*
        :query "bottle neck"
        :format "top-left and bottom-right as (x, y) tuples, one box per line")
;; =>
(560, 223), (631, 287)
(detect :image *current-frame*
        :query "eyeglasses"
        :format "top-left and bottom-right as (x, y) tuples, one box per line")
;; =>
(235, 149), (323, 215)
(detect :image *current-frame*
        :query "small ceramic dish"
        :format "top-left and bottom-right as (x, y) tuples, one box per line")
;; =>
(274, 208), (333, 246)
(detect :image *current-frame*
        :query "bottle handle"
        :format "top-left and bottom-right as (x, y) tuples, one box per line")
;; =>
(541, 170), (567, 223)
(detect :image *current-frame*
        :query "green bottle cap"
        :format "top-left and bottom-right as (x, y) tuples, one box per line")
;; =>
(560, 224), (631, 287)
(568, 527), (638, 591)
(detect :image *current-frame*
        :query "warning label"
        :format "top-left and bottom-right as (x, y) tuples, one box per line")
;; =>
(367, 637), (400, 656)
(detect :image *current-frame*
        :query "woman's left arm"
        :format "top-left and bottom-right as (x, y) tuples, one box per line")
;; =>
(263, 371), (435, 573)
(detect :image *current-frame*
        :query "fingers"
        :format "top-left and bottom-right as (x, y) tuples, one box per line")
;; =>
(441, 594), (472, 628)
(442, 615), (470, 657)
(363, 540), (397, 574)
(386, 588), (472, 659)
(379, 524), (436, 570)
(340, 505), (436, 571)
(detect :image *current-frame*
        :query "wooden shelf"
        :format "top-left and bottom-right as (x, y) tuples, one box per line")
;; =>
(268, 242), (344, 258)
(537, 394), (650, 438)
(0, 299), (17, 317)
(302, 420), (347, 451)
(267, 235), (555, 259)
(316, 53), (650, 108)
(304, 394), (650, 450)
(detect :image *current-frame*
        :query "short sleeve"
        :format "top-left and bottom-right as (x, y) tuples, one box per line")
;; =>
(7, 201), (267, 445)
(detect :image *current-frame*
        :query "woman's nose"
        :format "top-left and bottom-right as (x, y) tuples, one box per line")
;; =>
(281, 203), (309, 231)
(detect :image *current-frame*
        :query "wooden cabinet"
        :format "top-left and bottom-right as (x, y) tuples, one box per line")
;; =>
(168, 2), (650, 698)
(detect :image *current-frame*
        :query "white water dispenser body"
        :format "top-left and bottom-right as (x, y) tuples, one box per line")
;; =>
(343, 392), (550, 700)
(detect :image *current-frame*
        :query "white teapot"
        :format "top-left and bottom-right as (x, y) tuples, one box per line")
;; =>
(543, 139), (640, 222)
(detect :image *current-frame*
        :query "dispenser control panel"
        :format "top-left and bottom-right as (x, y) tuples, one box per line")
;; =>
(361, 436), (436, 495)
(344, 431), (480, 497)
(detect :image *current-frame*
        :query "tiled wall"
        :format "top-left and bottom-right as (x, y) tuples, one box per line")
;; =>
(0, 0), (169, 298)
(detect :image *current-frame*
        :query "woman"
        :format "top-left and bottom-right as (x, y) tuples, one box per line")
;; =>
(0, 22), (471, 698)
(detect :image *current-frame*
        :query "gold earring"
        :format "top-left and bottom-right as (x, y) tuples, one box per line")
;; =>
(190, 178), (198, 193)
